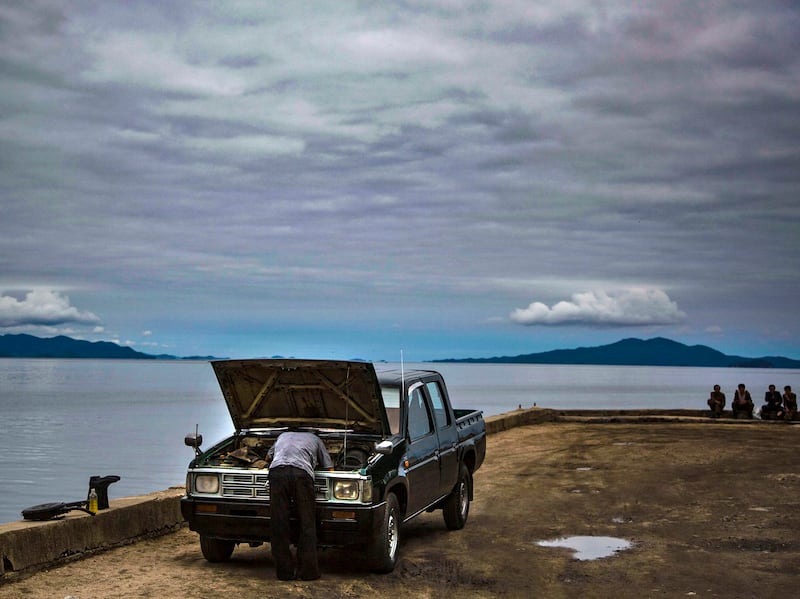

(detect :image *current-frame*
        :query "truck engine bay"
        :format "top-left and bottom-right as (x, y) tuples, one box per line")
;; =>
(196, 433), (376, 472)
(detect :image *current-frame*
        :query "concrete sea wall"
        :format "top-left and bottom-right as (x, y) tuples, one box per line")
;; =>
(0, 489), (184, 581)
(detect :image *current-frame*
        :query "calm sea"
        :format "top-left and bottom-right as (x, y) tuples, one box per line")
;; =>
(1, 358), (798, 524)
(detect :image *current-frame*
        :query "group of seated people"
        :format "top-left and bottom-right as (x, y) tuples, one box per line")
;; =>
(707, 383), (797, 420)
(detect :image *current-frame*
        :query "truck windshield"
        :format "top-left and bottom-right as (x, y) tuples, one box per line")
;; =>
(380, 385), (401, 435)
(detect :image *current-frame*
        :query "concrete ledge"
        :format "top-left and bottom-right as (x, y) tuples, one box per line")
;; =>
(485, 407), (560, 434)
(484, 408), (707, 433)
(484, 407), (791, 430)
(0, 487), (184, 581)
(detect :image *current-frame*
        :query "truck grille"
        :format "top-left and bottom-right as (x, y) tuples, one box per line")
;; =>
(219, 472), (329, 500)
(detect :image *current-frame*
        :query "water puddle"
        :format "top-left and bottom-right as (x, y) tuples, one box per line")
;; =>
(536, 536), (632, 560)
(575, 467), (593, 471)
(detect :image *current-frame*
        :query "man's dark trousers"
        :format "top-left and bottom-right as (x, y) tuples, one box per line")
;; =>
(269, 466), (319, 580)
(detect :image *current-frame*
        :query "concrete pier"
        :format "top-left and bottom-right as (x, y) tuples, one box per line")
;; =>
(0, 407), (745, 582)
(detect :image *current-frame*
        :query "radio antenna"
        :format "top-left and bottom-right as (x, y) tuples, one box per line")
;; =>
(400, 349), (405, 406)
(343, 365), (350, 463)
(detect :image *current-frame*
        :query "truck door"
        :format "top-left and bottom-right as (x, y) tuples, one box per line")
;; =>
(404, 383), (441, 516)
(425, 380), (459, 497)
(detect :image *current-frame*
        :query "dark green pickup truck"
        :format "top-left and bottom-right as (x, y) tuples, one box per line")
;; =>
(180, 359), (486, 572)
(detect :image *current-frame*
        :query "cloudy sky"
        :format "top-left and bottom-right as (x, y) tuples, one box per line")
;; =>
(1, 1), (798, 361)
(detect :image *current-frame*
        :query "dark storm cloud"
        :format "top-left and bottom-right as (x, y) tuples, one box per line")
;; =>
(1, 1), (798, 358)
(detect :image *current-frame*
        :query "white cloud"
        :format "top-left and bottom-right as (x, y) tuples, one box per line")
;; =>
(510, 288), (686, 326)
(344, 28), (465, 66)
(84, 33), (246, 97)
(0, 290), (100, 328)
(183, 134), (305, 158)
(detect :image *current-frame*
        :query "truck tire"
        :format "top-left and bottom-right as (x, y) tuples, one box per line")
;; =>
(443, 464), (471, 530)
(200, 535), (235, 562)
(368, 492), (400, 573)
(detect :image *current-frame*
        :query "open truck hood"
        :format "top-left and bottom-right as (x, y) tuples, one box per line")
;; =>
(211, 359), (388, 434)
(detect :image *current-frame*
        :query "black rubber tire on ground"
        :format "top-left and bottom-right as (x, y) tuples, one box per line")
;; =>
(368, 492), (400, 573)
(21, 501), (90, 520)
(443, 464), (471, 530)
(200, 536), (235, 562)
(21, 502), (70, 521)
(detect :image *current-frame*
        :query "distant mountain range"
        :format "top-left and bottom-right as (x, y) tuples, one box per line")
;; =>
(435, 337), (800, 369)
(2, 334), (798, 368)
(0, 334), (221, 361)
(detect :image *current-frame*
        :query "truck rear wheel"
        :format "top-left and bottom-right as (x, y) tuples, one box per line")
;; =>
(200, 536), (235, 562)
(368, 492), (400, 573)
(443, 464), (471, 530)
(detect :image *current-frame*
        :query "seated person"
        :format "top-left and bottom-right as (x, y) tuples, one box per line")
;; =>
(783, 385), (797, 421)
(731, 383), (754, 419)
(760, 384), (784, 420)
(706, 384), (725, 418)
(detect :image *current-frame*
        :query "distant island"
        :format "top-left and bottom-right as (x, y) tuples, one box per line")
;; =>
(434, 337), (800, 369)
(2, 333), (798, 368)
(0, 334), (222, 361)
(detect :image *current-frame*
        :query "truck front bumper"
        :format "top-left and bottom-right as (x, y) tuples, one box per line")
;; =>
(180, 496), (386, 547)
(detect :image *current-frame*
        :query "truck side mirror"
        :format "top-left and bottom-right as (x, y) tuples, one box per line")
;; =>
(375, 440), (393, 455)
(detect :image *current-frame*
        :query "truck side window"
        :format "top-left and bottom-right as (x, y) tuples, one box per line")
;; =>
(381, 385), (401, 434)
(407, 387), (432, 440)
(425, 381), (451, 429)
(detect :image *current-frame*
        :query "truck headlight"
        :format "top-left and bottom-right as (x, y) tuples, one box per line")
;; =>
(333, 479), (360, 500)
(194, 474), (220, 494)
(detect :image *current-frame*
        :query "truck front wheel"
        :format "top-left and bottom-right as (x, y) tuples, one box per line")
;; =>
(200, 535), (235, 562)
(368, 492), (400, 573)
(443, 464), (471, 530)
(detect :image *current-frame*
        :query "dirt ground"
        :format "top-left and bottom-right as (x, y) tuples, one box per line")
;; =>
(2, 421), (799, 599)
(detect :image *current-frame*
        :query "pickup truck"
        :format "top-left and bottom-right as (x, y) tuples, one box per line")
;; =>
(180, 359), (486, 573)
